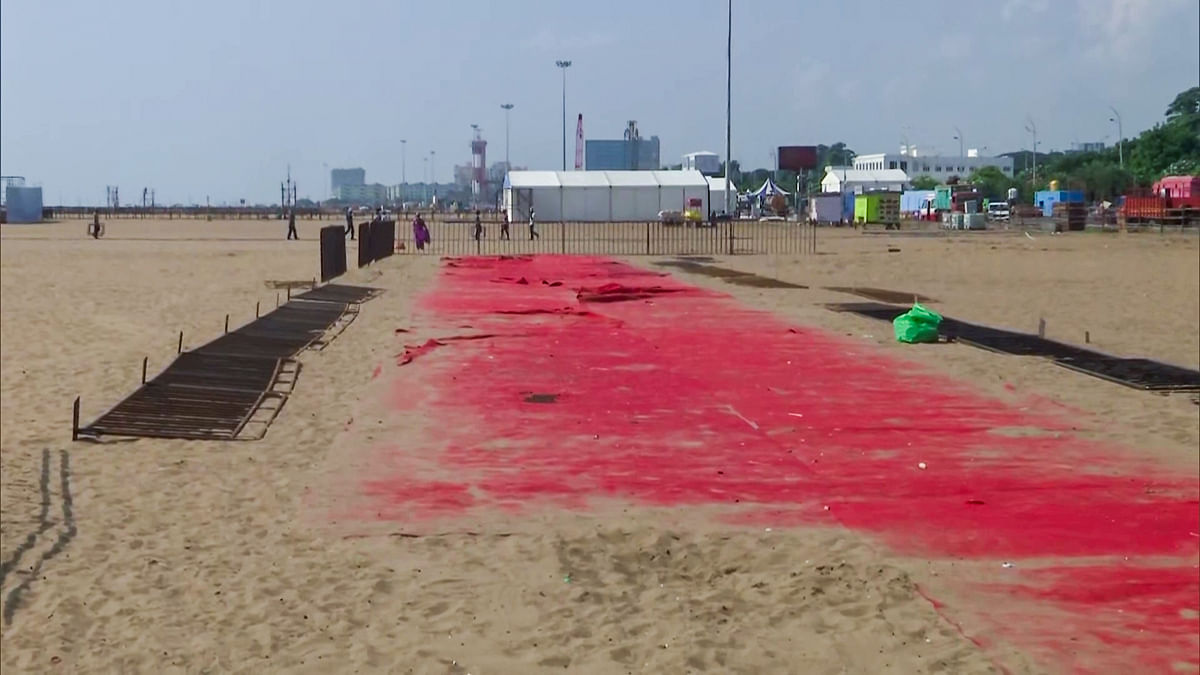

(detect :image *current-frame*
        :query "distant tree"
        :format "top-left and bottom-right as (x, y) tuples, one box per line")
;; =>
(1165, 86), (1200, 120)
(966, 166), (1015, 200)
(1163, 158), (1200, 176)
(911, 175), (938, 190)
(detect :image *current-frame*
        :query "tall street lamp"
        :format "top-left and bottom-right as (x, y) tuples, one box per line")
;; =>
(723, 0), (732, 215)
(430, 151), (437, 199)
(401, 139), (407, 186)
(1024, 116), (1038, 183)
(1108, 106), (1123, 169)
(555, 60), (572, 171)
(952, 125), (964, 158)
(500, 103), (514, 172)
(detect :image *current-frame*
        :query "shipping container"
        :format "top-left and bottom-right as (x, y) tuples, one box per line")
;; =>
(854, 192), (900, 227)
(900, 190), (936, 215)
(809, 194), (843, 223)
(934, 184), (980, 212)
(1034, 190), (1085, 217)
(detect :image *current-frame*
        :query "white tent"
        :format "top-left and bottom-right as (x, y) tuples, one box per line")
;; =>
(504, 170), (711, 222)
(706, 176), (736, 215)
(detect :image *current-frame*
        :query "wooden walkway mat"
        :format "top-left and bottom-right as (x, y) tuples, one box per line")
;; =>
(77, 284), (381, 441)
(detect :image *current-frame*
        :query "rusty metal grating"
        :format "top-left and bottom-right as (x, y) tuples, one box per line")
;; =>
(824, 302), (1200, 393)
(824, 287), (937, 304)
(654, 260), (807, 289)
(1055, 356), (1200, 392)
(293, 283), (382, 305)
(77, 284), (381, 441)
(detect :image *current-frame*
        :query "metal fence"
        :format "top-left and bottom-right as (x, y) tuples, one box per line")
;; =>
(391, 220), (818, 256)
(319, 225), (347, 281)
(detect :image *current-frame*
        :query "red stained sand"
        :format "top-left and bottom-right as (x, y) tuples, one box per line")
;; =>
(358, 254), (1198, 671)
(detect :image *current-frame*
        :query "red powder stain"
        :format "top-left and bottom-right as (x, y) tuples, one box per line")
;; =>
(370, 365), (382, 380)
(356, 254), (1198, 670)
(961, 564), (1200, 674)
(363, 478), (476, 515)
(397, 339), (444, 366)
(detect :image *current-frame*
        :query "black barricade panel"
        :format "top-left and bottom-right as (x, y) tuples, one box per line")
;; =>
(319, 225), (347, 281)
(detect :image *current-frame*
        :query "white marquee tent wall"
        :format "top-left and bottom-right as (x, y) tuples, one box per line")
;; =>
(504, 170), (712, 222)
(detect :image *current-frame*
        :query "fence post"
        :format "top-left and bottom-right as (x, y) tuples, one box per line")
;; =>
(645, 222), (651, 255)
(177, 331), (183, 354)
(225, 314), (230, 333)
(256, 301), (260, 318)
(560, 222), (566, 254)
(142, 357), (148, 384)
(72, 397), (80, 441)
(728, 220), (735, 255)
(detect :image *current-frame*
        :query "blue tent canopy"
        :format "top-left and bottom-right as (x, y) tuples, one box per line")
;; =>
(748, 178), (790, 197)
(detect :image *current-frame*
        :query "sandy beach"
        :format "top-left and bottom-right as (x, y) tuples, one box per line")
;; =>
(1, 218), (1197, 673)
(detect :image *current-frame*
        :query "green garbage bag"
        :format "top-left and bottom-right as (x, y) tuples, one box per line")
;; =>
(893, 302), (942, 344)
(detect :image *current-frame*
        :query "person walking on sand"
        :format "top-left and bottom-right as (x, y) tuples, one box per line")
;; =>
(91, 210), (102, 239)
(286, 209), (298, 240)
(412, 212), (430, 251)
(500, 209), (510, 240)
(345, 207), (355, 240)
(473, 209), (484, 241)
(528, 208), (539, 240)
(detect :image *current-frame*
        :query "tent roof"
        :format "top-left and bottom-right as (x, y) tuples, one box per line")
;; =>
(605, 171), (660, 187)
(749, 178), (790, 196)
(706, 176), (735, 192)
(651, 170), (707, 187)
(557, 172), (608, 187)
(506, 170), (708, 189)
(507, 171), (561, 188)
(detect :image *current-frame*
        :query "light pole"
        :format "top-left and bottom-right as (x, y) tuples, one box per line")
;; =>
(952, 125), (964, 158)
(1024, 116), (1038, 184)
(500, 103), (514, 172)
(430, 151), (437, 200)
(423, 157), (429, 203)
(1108, 106), (1123, 168)
(555, 60), (572, 171)
(723, 0), (732, 215)
(401, 139), (407, 186)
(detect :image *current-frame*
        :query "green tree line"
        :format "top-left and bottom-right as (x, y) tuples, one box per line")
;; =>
(719, 87), (1197, 204)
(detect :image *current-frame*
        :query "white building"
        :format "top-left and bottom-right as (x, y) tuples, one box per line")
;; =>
(820, 167), (909, 194)
(853, 149), (1013, 182)
(682, 151), (722, 176)
(337, 183), (389, 205)
(504, 170), (712, 222)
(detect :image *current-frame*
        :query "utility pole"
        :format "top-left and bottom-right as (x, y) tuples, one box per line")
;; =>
(953, 125), (964, 158)
(723, 0), (732, 215)
(555, 60), (572, 171)
(1108, 106), (1123, 169)
(1025, 116), (1038, 184)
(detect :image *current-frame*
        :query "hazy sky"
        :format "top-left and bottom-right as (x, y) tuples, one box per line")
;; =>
(2, 0), (1197, 205)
